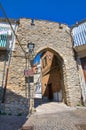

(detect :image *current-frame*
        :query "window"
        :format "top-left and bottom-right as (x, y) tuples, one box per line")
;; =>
(0, 23), (18, 51)
(0, 34), (7, 47)
(42, 56), (47, 68)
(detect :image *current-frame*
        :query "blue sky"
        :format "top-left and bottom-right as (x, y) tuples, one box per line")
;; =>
(0, 0), (86, 63)
(0, 0), (86, 26)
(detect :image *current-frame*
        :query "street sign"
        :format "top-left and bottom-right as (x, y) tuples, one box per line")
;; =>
(24, 69), (34, 77)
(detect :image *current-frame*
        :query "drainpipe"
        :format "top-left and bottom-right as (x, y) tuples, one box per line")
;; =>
(2, 65), (9, 103)
(2, 54), (6, 88)
(2, 50), (11, 103)
(1, 23), (18, 103)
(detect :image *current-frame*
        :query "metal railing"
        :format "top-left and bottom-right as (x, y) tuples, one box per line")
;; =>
(72, 22), (86, 47)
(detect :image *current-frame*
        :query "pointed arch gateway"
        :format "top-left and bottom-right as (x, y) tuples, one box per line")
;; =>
(33, 40), (81, 108)
(34, 47), (67, 106)
(17, 18), (81, 108)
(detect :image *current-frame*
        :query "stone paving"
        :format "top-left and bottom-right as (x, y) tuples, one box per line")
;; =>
(0, 102), (86, 130)
(22, 102), (86, 130)
(35, 102), (76, 114)
(0, 115), (27, 130)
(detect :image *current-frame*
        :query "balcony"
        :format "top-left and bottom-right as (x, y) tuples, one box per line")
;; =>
(72, 21), (86, 52)
(0, 30), (12, 50)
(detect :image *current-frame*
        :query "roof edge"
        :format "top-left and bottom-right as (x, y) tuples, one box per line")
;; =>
(0, 18), (19, 24)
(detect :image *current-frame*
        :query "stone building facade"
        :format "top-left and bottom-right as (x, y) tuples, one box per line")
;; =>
(0, 19), (18, 114)
(0, 18), (82, 115)
(41, 51), (62, 102)
(71, 20), (86, 105)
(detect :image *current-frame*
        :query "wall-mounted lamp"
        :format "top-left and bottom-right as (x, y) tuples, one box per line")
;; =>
(27, 42), (35, 54)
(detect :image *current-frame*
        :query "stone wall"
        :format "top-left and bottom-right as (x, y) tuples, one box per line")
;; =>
(1, 18), (82, 115)
(5, 55), (28, 115)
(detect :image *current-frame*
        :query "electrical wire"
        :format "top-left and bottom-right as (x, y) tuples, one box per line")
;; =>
(0, 2), (26, 55)
(0, 2), (28, 103)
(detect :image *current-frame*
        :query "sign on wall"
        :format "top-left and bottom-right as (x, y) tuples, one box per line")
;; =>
(24, 69), (34, 77)
(34, 83), (42, 98)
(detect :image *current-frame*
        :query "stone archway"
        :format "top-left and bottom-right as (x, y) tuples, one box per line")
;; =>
(34, 48), (67, 107)
(33, 44), (81, 107)
(17, 18), (81, 107)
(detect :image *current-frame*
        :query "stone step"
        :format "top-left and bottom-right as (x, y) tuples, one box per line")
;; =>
(21, 125), (34, 130)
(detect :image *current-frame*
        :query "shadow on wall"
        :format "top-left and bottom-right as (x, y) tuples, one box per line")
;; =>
(0, 51), (29, 115)
(0, 114), (27, 130)
(0, 87), (29, 116)
(0, 87), (29, 130)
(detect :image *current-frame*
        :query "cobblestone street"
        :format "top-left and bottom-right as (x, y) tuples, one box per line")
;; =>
(27, 109), (86, 130)
(0, 103), (86, 130)
(22, 102), (86, 130)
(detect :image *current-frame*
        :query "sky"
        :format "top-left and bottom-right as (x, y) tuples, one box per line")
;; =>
(0, 0), (86, 27)
(0, 0), (86, 63)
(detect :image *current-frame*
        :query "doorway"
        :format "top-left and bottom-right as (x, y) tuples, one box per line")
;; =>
(48, 83), (53, 100)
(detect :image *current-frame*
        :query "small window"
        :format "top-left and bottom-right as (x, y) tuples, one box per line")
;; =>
(42, 56), (47, 68)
